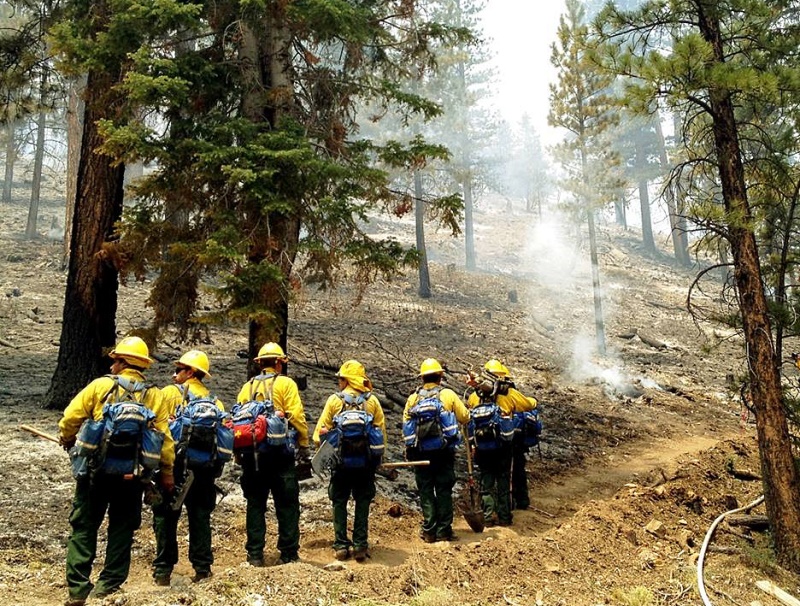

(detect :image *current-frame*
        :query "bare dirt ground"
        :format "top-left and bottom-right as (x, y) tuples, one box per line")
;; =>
(1, 187), (798, 606)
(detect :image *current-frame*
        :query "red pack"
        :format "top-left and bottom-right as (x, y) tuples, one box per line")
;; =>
(229, 403), (268, 450)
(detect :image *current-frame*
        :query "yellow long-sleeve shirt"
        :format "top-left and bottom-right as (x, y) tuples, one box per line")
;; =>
(313, 388), (386, 446)
(403, 382), (471, 425)
(236, 370), (309, 448)
(467, 386), (537, 415)
(58, 369), (175, 474)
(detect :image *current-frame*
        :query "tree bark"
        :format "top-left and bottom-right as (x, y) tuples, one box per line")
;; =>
(43, 5), (126, 409)
(64, 75), (86, 268)
(414, 171), (431, 298)
(654, 114), (690, 266)
(587, 209), (606, 355)
(698, 1), (800, 572)
(240, 9), (301, 378)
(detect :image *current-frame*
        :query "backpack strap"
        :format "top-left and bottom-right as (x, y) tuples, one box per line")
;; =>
(104, 374), (149, 404)
(248, 373), (276, 403)
(338, 391), (369, 410)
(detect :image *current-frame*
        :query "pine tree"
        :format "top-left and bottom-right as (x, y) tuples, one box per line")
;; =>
(46, 0), (471, 380)
(597, 0), (800, 571)
(549, 0), (621, 355)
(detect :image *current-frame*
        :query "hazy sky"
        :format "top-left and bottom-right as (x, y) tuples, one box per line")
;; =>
(479, 1), (566, 144)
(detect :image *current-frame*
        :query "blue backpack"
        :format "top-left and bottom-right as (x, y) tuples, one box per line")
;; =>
(97, 376), (164, 475)
(230, 374), (295, 455)
(468, 402), (514, 451)
(402, 387), (460, 452)
(326, 392), (384, 469)
(513, 409), (543, 447)
(171, 388), (234, 469)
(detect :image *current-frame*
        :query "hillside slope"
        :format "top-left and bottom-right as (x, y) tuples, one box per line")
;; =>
(1, 193), (797, 605)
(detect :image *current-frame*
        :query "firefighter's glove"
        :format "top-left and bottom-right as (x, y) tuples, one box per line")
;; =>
(159, 472), (175, 494)
(59, 434), (76, 452)
(296, 447), (313, 480)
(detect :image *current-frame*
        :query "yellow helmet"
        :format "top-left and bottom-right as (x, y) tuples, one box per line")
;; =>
(109, 336), (154, 368)
(484, 359), (509, 377)
(336, 359), (372, 391)
(254, 342), (287, 362)
(177, 350), (211, 377)
(419, 358), (444, 376)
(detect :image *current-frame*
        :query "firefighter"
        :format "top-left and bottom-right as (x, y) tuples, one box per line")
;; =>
(467, 359), (536, 526)
(58, 337), (174, 606)
(152, 350), (226, 586)
(235, 342), (310, 566)
(313, 360), (386, 562)
(404, 358), (470, 542)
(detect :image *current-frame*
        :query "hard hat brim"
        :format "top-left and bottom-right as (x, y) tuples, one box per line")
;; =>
(110, 351), (154, 367)
(174, 360), (211, 377)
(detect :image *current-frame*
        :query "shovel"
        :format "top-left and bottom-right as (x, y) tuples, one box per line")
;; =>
(458, 426), (485, 533)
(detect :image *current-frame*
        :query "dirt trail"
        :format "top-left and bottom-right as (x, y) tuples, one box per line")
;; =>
(525, 434), (729, 524)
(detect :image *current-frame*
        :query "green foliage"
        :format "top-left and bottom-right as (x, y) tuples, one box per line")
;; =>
(609, 586), (654, 606)
(740, 536), (780, 576)
(549, 0), (623, 217)
(50, 0), (473, 338)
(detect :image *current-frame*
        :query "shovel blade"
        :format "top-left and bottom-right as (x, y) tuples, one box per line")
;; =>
(457, 485), (485, 533)
(462, 507), (486, 533)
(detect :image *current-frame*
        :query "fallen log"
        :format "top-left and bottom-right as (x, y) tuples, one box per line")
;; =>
(726, 514), (770, 531)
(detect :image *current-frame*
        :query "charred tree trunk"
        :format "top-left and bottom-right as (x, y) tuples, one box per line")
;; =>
(698, 2), (800, 572)
(43, 64), (126, 409)
(614, 188), (627, 229)
(414, 171), (431, 298)
(587, 209), (606, 355)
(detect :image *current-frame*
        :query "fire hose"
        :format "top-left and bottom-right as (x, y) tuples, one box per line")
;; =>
(697, 494), (765, 606)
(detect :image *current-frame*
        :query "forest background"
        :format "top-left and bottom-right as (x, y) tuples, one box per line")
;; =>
(5, 0), (800, 604)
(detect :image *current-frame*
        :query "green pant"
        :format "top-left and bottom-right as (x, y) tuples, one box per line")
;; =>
(65, 474), (144, 600)
(475, 445), (513, 525)
(152, 468), (217, 576)
(239, 451), (300, 560)
(511, 440), (530, 509)
(328, 467), (376, 550)
(413, 449), (456, 538)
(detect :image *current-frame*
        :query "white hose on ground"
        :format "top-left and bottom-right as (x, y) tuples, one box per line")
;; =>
(697, 494), (765, 606)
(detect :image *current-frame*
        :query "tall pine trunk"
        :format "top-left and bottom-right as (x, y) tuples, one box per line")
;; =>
(414, 171), (431, 298)
(44, 63), (126, 409)
(654, 115), (690, 266)
(699, 2), (800, 572)
(3, 120), (16, 205)
(63, 75), (86, 269)
(25, 108), (47, 240)
(240, 8), (300, 377)
(635, 133), (654, 253)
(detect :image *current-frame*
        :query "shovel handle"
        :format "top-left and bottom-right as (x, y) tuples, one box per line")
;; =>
(19, 424), (60, 444)
(462, 425), (475, 475)
(380, 460), (430, 469)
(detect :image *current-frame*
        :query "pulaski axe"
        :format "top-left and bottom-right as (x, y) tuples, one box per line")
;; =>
(458, 426), (485, 533)
(19, 424), (60, 444)
(311, 440), (430, 478)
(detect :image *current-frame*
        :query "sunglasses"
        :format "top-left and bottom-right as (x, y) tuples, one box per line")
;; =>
(174, 366), (191, 374)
